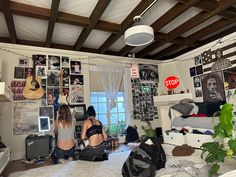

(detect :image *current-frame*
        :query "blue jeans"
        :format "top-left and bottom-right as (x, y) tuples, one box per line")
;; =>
(51, 146), (77, 164)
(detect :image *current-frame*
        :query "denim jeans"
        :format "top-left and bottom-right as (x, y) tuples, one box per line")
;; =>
(51, 146), (77, 164)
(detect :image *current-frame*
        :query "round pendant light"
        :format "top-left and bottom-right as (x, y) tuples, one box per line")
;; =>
(124, 16), (154, 46)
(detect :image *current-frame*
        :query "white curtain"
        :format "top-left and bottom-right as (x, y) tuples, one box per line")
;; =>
(97, 66), (124, 129)
(98, 66), (124, 110)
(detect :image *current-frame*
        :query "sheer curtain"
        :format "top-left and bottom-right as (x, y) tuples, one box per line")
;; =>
(97, 66), (124, 130)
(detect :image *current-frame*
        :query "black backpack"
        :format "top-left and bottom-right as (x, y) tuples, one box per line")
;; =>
(122, 137), (166, 177)
(125, 126), (139, 143)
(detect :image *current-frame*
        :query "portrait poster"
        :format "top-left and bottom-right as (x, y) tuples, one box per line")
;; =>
(13, 101), (39, 135)
(193, 76), (201, 88)
(70, 85), (84, 104)
(62, 56), (70, 67)
(70, 60), (81, 74)
(70, 75), (83, 85)
(48, 55), (60, 70)
(201, 71), (226, 102)
(223, 67), (236, 89)
(25, 67), (33, 78)
(33, 54), (46, 66)
(138, 64), (158, 82)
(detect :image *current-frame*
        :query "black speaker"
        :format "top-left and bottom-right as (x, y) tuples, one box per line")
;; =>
(25, 135), (52, 160)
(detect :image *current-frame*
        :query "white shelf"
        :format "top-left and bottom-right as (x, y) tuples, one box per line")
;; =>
(0, 82), (12, 102)
(154, 93), (192, 106)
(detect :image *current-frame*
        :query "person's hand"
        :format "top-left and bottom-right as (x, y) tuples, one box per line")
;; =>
(210, 90), (223, 101)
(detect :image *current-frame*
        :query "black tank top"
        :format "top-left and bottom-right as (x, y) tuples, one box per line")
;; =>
(86, 119), (102, 139)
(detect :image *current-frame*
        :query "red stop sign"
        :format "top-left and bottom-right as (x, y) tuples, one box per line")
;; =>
(164, 76), (180, 89)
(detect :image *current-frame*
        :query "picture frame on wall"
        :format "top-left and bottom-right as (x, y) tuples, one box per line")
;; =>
(18, 58), (29, 67)
(70, 60), (81, 74)
(70, 104), (86, 121)
(14, 67), (25, 79)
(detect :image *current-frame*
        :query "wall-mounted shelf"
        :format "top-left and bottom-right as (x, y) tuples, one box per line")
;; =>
(0, 82), (13, 102)
(154, 93), (192, 106)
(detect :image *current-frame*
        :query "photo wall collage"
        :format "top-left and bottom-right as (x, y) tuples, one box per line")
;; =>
(11, 55), (84, 135)
(131, 64), (159, 121)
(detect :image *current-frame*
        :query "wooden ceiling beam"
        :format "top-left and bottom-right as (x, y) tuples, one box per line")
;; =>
(179, 0), (236, 19)
(153, 16), (236, 60)
(2, 1), (119, 33)
(99, 0), (156, 54)
(74, 0), (111, 51)
(0, 36), (117, 56)
(119, 0), (201, 56)
(0, 0), (17, 43)
(46, 0), (60, 47)
(137, 0), (236, 58)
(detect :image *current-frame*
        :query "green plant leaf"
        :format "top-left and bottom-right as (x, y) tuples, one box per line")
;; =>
(218, 104), (234, 137)
(210, 163), (220, 176)
(228, 139), (236, 153)
(213, 124), (225, 138)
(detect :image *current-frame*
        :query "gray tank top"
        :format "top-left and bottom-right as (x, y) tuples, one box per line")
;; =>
(58, 125), (75, 141)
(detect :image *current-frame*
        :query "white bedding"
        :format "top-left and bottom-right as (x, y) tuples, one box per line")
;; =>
(8, 144), (235, 177)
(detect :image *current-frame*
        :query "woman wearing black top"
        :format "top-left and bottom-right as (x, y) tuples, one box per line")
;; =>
(79, 106), (108, 161)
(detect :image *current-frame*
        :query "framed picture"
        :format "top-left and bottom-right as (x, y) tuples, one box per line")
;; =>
(70, 104), (86, 121)
(18, 58), (29, 67)
(14, 67), (25, 79)
(70, 60), (81, 74)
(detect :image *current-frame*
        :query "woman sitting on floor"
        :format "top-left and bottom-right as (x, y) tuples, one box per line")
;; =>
(51, 104), (77, 164)
(79, 105), (108, 161)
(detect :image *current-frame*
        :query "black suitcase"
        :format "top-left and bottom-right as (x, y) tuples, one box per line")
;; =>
(25, 135), (52, 160)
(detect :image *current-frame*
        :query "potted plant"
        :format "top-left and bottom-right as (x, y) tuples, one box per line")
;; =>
(201, 103), (236, 176)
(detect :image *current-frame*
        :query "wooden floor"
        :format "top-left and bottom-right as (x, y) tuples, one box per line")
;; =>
(1, 144), (131, 177)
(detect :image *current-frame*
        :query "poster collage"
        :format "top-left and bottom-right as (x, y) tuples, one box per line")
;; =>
(189, 48), (236, 103)
(131, 64), (159, 121)
(12, 55), (84, 135)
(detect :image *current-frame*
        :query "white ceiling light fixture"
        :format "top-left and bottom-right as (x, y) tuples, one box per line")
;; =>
(124, 0), (158, 47)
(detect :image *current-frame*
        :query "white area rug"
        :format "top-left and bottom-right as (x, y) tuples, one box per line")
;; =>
(9, 144), (235, 177)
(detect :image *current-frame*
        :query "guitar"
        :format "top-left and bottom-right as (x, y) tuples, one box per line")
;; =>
(23, 56), (44, 99)
(58, 69), (68, 104)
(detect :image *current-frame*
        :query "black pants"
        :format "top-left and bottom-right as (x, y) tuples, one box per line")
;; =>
(51, 146), (77, 164)
(79, 142), (108, 161)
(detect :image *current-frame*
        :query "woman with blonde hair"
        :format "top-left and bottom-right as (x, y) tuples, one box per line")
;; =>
(51, 104), (77, 163)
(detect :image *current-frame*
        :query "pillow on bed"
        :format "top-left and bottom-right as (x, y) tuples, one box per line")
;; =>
(195, 101), (225, 117)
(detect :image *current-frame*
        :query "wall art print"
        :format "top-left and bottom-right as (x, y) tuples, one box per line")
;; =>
(13, 101), (39, 135)
(138, 64), (158, 82)
(201, 71), (226, 103)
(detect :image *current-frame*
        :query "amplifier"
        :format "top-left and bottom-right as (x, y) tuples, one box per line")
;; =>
(25, 135), (52, 160)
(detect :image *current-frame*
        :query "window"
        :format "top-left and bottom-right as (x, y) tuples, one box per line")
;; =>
(90, 92), (126, 136)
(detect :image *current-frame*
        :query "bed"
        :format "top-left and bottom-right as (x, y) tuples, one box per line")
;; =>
(8, 144), (236, 177)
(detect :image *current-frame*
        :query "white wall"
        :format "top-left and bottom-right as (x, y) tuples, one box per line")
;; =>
(0, 43), (159, 160)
